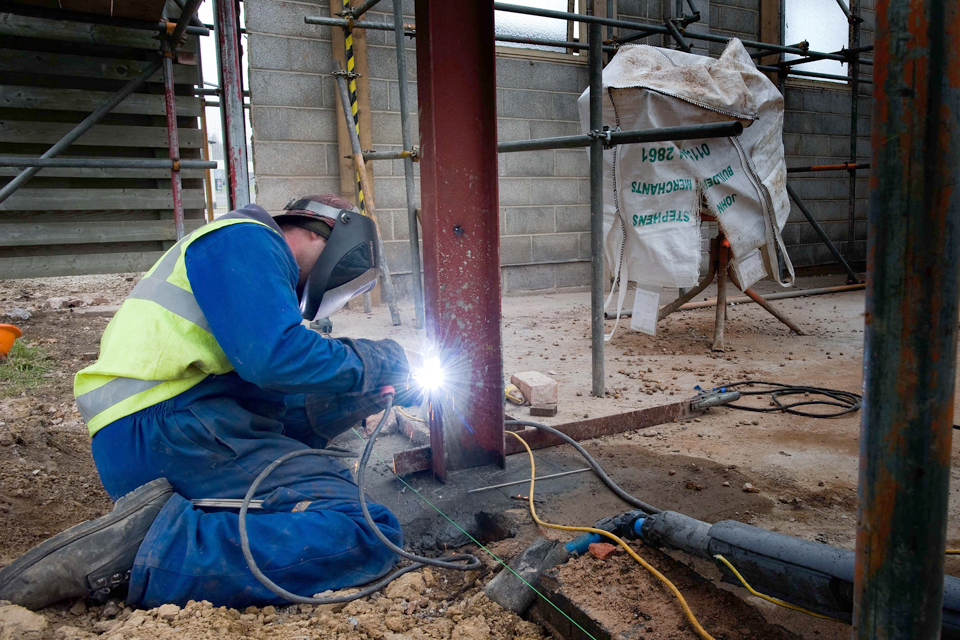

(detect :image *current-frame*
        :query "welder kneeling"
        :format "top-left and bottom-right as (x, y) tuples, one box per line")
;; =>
(0, 195), (413, 610)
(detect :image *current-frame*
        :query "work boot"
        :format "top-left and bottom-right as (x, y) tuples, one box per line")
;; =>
(0, 478), (173, 610)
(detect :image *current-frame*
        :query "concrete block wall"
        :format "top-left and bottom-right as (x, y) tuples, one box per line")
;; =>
(246, 0), (873, 299)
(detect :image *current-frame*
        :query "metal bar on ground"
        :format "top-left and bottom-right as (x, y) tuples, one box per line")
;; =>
(786, 183), (861, 283)
(467, 468), (592, 494)
(588, 14), (604, 398)
(393, 0), (425, 330)
(393, 399), (698, 476)
(214, 0), (251, 209)
(415, 0), (504, 480)
(332, 67), (402, 326)
(740, 288), (806, 335)
(787, 162), (869, 173)
(171, 0), (205, 44)
(607, 283), (867, 318)
(846, 0), (862, 262)
(853, 0), (960, 637)
(498, 121), (743, 154)
(0, 158), (216, 169)
(0, 57), (162, 205)
(161, 42), (185, 240)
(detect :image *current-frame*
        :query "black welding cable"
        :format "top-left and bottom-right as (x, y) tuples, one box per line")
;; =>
(506, 419), (662, 515)
(717, 381), (861, 418)
(239, 393), (481, 605)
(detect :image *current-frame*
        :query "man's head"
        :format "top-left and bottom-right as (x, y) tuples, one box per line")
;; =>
(273, 194), (380, 321)
(275, 194), (354, 287)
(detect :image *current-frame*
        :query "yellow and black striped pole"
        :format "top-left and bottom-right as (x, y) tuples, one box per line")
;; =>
(343, 0), (365, 214)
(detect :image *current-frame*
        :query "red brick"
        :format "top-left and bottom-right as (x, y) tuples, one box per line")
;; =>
(588, 542), (621, 560)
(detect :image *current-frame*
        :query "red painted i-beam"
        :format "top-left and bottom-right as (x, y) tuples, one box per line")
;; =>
(415, 0), (504, 480)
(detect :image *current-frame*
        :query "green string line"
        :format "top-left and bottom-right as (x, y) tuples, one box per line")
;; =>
(350, 427), (598, 640)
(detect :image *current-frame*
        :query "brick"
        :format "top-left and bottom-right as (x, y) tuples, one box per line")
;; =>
(719, 7), (758, 35)
(588, 542), (621, 560)
(246, 0), (331, 39)
(532, 234), (579, 262)
(530, 120), (581, 139)
(252, 141), (327, 177)
(554, 261), (590, 288)
(496, 58), (583, 92)
(511, 371), (558, 406)
(499, 179), (532, 206)
(248, 33), (333, 74)
(497, 119), (531, 143)
(504, 206), (555, 235)
(382, 240), (412, 272)
(504, 264), (554, 291)
(783, 111), (817, 135)
(799, 135), (830, 157)
(387, 81), (418, 113)
(370, 112), (406, 145)
(554, 150), (589, 177)
(529, 404), (558, 417)
(531, 179), (580, 205)
(501, 89), (580, 121)
(555, 205), (590, 232)
(250, 107), (336, 142)
(802, 89), (850, 114)
(368, 79), (390, 111)
(249, 71), (329, 109)
(500, 235), (533, 265)
(254, 176), (341, 212)
(366, 45), (417, 82)
(371, 176), (407, 208)
(500, 151), (554, 177)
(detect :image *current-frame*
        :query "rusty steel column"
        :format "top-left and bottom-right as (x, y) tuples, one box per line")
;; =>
(214, 0), (250, 209)
(853, 1), (960, 638)
(161, 41), (185, 240)
(414, 0), (504, 480)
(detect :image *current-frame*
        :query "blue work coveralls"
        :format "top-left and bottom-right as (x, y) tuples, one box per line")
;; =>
(89, 205), (402, 609)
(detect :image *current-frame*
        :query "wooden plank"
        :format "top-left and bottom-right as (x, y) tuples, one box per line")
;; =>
(0, 188), (206, 211)
(0, 251), (164, 279)
(0, 165), (209, 179)
(0, 86), (202, 117)
(0, 13), (197, 52)
(112, 0), (167, 22)
(0, 219), (205, 247)
(0, 121), (203, 149)
(0, 50), (197, 83)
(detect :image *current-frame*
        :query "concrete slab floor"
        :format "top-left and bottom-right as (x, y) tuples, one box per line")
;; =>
(333, 273), (960, 640)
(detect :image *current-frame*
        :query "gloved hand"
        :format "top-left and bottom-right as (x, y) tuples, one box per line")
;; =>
(337, 337), (410, 394)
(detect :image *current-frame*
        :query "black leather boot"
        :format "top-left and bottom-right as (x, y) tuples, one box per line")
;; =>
(0, 478), (173, 610)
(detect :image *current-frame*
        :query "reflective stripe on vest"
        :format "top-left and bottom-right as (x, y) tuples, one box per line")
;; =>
(75, 216), (278, 434)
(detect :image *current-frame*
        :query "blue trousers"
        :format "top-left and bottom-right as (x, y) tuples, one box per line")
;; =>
(91, 393), (402, 609)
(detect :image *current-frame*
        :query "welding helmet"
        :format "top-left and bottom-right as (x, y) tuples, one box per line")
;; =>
(276, 196), (379, 321)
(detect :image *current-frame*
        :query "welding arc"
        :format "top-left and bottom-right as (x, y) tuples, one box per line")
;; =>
(238, 393), (481, 605)
(718, 381), (861, 418)
(506, 420), (662, 514)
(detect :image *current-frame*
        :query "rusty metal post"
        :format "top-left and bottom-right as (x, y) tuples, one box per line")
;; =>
(415, 0), (504, 480)
(845, 0), (862, 270)
(214, 0), (250, 209)
(161, 41), (185, 240)
(853, 0), (960, 637)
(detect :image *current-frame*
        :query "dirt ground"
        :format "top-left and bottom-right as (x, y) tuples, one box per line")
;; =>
(2, 272), (959, 640)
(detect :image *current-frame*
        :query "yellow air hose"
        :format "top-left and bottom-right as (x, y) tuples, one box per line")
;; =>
(507, 430), (717, 640)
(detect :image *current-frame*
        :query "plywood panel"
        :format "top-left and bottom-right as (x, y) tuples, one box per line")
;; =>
(0, 86), (202, 117)
(0, 251), (165, 279)
(0, 188), (206, 210)
(0, 219), (205, 246)
(0, 121), (204, 148)
(0, 50), (197, 83)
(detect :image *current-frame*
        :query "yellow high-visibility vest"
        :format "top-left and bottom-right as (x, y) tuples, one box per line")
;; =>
(74, 216), (279, 436)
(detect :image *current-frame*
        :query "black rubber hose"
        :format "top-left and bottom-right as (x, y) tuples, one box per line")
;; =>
(506, 419), (662, 515)
(239, 394), (480, 605)
(718, 381), (861, 418)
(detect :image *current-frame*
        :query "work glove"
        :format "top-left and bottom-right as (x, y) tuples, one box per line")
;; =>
(337, 337), (410, 395)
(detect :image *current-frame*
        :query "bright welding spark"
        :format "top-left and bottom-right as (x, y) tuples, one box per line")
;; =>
(413, 356), (446, 392)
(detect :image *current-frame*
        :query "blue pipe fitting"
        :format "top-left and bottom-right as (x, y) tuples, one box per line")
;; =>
(564, 532), (603, 555)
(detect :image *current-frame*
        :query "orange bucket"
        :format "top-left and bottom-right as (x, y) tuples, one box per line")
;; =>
(0, 324), (22, 359)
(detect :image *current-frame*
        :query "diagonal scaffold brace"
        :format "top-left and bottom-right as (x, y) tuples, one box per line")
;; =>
(332, 62), (402, 326)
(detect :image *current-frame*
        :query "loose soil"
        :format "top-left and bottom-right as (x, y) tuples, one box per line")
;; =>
(2, 273), (958, 640)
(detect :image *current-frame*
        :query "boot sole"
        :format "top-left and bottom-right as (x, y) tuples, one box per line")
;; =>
(0, 478), (173, 587)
